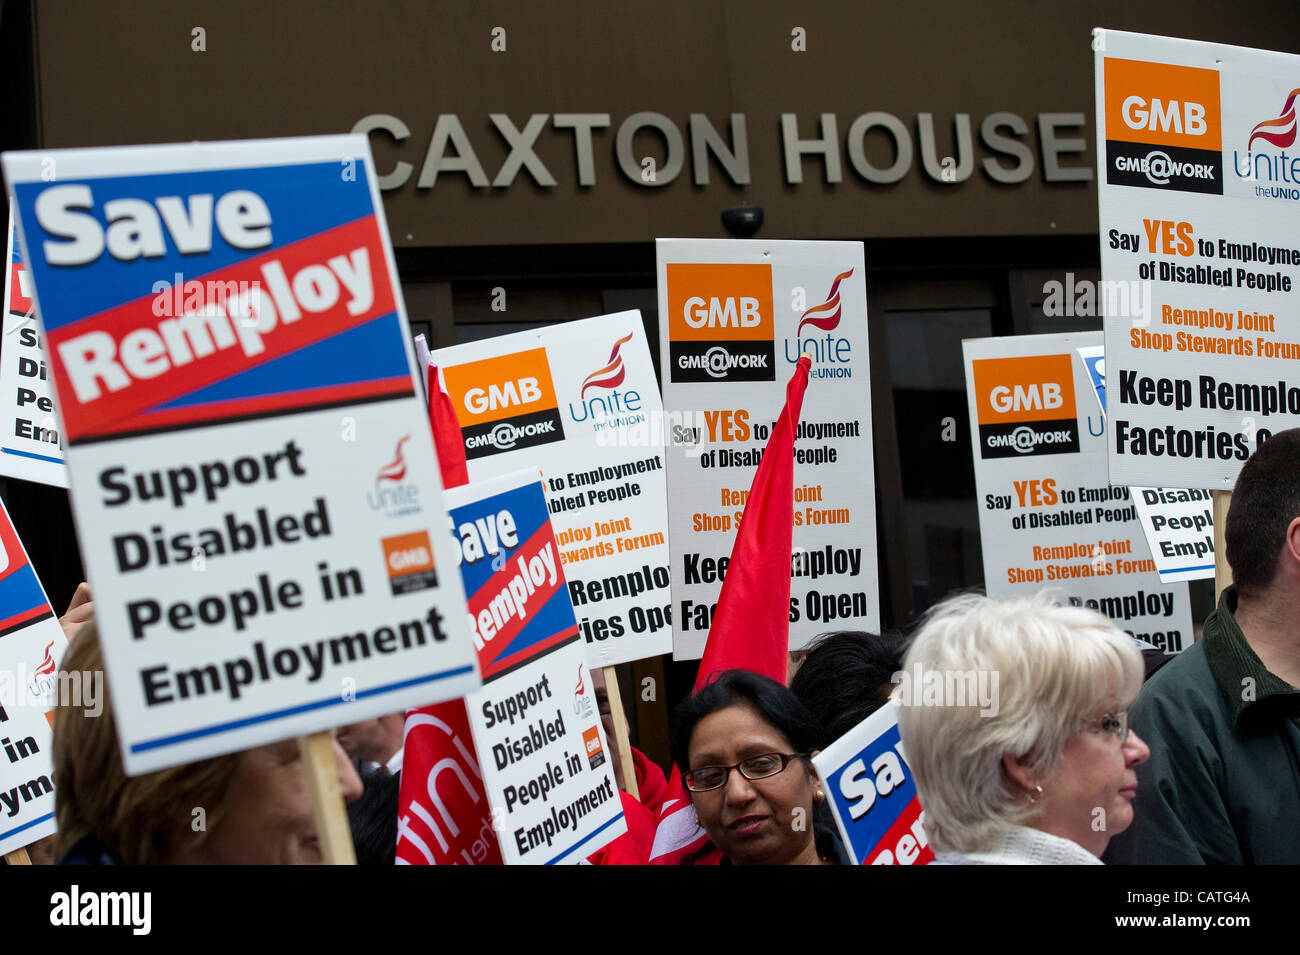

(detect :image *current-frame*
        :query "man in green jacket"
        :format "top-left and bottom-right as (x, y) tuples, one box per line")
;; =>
(1105, 429), (1300, 865)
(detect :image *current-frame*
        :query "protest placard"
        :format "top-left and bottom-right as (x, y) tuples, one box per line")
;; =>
(657, 240), (879, 659)
(0, 212), (66, 486)
(432, 312), (671, 668)
(1095, 29), (1300, 489)
(1078, 344), (1217, 583)
(964, 332), (1193, 655)
(446, 470), (625, 864)
(0, 496), (70, 856)
(2, 136), (479, 774)
(1129, 487), (1216, 583)
(812, 704), (932, 866)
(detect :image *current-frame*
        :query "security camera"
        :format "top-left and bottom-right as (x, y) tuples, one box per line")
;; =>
(721, 206), (764, 238)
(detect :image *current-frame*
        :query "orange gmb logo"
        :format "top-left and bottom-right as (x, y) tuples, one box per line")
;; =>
(971, 354), (1079, 459)
(666, 263), (775, 382)
(582, 725), (606, 769)
(441, 348), (565, 459)
(381, 530), (439, 595)
(1103, 57), (1222, 195)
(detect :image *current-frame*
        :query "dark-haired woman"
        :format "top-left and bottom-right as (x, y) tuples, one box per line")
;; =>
(671, 669), (848, 865)
(789, 630), (910, 748)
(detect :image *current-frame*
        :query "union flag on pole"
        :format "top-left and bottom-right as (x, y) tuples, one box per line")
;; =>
(649, 356), (811, 864)
(396, 363), (501, 865)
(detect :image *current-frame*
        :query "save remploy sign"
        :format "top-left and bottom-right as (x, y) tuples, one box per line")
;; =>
(2, 137), (480, 773)
(812, 704), (932, 866)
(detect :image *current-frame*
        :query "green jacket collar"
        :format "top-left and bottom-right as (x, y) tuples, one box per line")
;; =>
(1204, 586), (1300, 730)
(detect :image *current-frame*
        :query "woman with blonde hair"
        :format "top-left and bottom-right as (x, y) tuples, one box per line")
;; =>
(896, 591), (1150, 864)
(54, 622), (361, 864)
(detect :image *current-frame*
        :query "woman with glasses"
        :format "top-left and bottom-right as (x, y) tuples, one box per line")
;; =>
(670, 669), (848, 865)
(896, 591), (1151, 864)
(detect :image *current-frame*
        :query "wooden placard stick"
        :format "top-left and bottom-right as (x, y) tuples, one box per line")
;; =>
(602, 666), (639, 801)
(298, 730), (356, 865)
(1213, 490), (1233, 602)
(3, 848), (32, 865)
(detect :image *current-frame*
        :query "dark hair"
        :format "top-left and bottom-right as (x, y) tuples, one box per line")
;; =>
(789, 630), (910, 748)
(1226, 428), (1300, 597)
(671, 669), (824, 771)
(347, 770), (400, 866)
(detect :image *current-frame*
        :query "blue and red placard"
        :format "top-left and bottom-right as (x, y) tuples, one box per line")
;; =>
(0, 501), (55, 638)
(7, 216), (32, 317)
(813, 705), (934, 865)
(8, 159), (413, 444)
(0, 496), (67, 855)
(2, 138), (482, 776)
(446, 473), (580, 683)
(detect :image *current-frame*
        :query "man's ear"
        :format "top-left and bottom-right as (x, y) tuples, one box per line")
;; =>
(1000, 750), (1036, 793)
(1285, 516), (1300, 565)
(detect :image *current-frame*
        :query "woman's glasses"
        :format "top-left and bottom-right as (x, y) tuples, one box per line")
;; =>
(1081, 710), (1130, 743)
(683, 752), (809, 792)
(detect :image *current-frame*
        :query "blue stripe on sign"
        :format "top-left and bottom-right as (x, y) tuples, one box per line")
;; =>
(2, 446), (65, 464)
(1165, 564), (1215, 574)
(129, 665), (475, 753)
(158, 311), (408, 408)
(0, 563), (48, 624)
(544, 811), (625, 865)
(0, 811), (54, 843)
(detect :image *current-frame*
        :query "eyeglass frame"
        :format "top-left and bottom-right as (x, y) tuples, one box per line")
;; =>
(682, 752), (811, 793)
(1080, 710), (1130, 743)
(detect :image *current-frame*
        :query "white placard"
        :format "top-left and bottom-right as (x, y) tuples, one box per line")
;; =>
(445, 470), (625, 864)
(1129, 487), (1216, 583)
(3, 136), (480, 773)
(1078, 343), (1216, 582)
(432, 312), (672, 667)
(0, 212), (67, 486)
(0, 497), (69, 854)
(1096, 29), (1300, 488)
(657, 239), (879, 659)
(964, 331), (1193, 654)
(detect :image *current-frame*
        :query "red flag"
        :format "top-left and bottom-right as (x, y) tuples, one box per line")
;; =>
(395, 700), (502, 865)
(427, 364), (469, 487)
(395, 359), (503, 864)
(649, 356), (812, 864)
